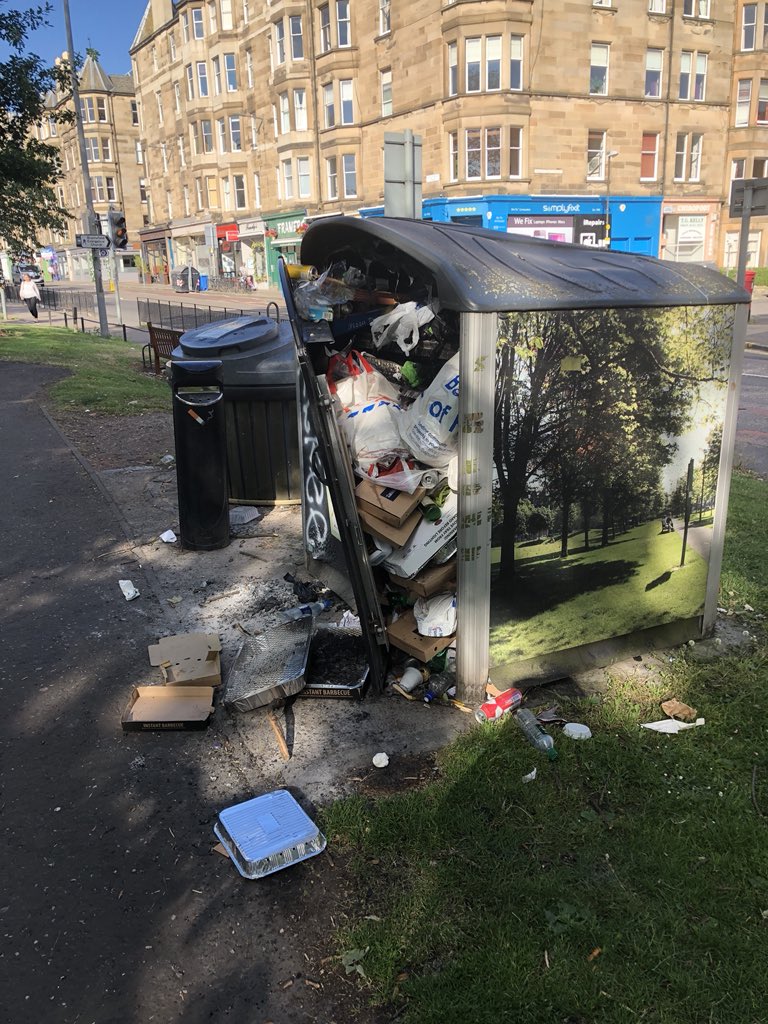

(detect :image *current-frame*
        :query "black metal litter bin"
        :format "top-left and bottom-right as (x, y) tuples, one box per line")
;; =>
(174, 265), (200, 293)
(171, 359), (230, 551)
(171, 316), (300, 505)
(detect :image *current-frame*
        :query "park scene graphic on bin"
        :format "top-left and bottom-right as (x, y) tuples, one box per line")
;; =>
(489, 304), (731, 667)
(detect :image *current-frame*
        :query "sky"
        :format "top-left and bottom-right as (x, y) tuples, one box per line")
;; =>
(1, 1), (148, 75)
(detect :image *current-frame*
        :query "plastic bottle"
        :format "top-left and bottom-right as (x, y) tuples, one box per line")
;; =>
(514, 709), (558, 760)
(474, 687), (523, 723)
(423, 673), (457, 703)
(279, 597), (332, 622)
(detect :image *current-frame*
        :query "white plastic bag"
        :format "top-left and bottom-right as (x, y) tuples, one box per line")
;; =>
(370, 302), (435, 355)
(413, 592), (457, 637)
(354, 456), (425, 494)
(339, 398), (410, 475)
(399, 353), (460, 467)
(327, 350), (398, 410)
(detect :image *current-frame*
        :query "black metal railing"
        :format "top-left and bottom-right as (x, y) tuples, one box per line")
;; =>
(137, 298), (281, 332)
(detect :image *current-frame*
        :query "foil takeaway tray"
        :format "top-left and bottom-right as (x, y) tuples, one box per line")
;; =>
(224, 618), (312, 712)
(214, 789), (326, 880)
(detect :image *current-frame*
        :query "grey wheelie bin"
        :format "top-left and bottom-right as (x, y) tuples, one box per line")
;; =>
(171, 315), (300, 505)
(279, 217), (750, 701)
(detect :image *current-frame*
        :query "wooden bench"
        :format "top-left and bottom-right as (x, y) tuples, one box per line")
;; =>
(146, 322), (183, 376)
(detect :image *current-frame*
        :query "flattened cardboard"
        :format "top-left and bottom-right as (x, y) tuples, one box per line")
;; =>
(121, 685), (215, 731)
(355, 479), (426, 527)
(387, 610), (455, 662)
(358, 504), (422, 548)
(381, 492), (458, 579)
(148, 633), (222, 687)
(388, 558), (457, 598)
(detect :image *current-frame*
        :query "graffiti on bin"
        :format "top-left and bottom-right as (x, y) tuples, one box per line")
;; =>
(299, 376), (332, 558)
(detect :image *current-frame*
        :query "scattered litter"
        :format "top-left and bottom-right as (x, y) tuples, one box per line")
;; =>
(338, 609), (361, 630)
(372, 752), (389, 768)
(717, 606), (727, 613)
(562, 723), (592, 741)
(212, 843), (230, 859)
(224, 618), (311, 712)
(522, 768), (537, 783)
(515, 709), (558, 760)
(167, 595), (183, 607)
(159, 529), (177, 543)
(475, 686), (523, 723)
(640, 717), (705, 734)
(121, 685), (215, 731)
(660, 698), (698, 722)
(587, 947), (603, 962)
(213, 790), (326, 879)
(229, 506), (262, 526)
(745, 604), (754, 612)
(341, 947), (369, 977)
(119, 579), (140, 601)
(536, 706), (567, 725)
(160, 454), (175, 465)
(149, 633), (222, 687)
(413, 592), (457, 637)
(302, 623), (370, 700)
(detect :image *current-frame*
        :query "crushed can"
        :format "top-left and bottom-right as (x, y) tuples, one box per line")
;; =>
(475, 687), (523, 723)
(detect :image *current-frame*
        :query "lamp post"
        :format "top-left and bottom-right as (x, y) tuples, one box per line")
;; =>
(604, 150), (619, 249)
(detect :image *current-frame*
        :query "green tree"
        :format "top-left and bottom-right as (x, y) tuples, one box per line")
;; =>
(0, 2), (69, 253)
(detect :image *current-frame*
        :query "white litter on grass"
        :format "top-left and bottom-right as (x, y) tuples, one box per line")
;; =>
(522, 768), (537, 783)
(160, 529), (177, 543)
(119, 580), (140, 601)
(372, 752), (389, 769)
(641, 717), (705, 735)
(229, 506), (262, 526)
(563, 723), (592, 741)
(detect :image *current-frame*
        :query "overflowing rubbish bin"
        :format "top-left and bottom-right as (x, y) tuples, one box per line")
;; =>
(280, 218), (750, 699)
(174, 265), (200, 293)
(171, 359), (230, 551)
(171, 316), (300, 505)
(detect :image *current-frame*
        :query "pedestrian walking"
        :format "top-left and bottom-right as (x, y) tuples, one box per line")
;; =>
(19, 274), (41, 320)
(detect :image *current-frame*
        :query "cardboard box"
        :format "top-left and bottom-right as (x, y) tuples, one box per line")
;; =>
(148, 633), (222, 687)
(387, 610), (455, 662)
(355, 479), (425, 528)
(388, 558), (457, 598)
(381, 492), (458, 579)
(358, 504), (422, 548)
(121, 685), (215, 731)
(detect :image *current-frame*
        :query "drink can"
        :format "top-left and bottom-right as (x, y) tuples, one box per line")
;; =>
(285, 264), (318, 281)
(474, 687), (523, 723)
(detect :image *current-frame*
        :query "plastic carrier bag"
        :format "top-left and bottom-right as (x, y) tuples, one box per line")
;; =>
(414, 592), (457, 637)
(399, 353), (460, 468)
(327, 350), (398, 409)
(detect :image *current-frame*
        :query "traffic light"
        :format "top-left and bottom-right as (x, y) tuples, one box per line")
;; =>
(108, 210), (128, 250)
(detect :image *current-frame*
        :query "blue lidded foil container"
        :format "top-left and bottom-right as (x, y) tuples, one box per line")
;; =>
(214, 790), (326, 880)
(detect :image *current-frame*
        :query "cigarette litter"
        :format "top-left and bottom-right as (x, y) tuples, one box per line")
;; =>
(213, 790), (326, 880)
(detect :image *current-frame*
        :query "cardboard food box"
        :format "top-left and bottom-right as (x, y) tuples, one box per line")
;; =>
(148, 633), (222, 687)
(387, 610), (455, 662)
(355, 479), (426, 528)
(381, 492), (458, 579)
(357, 504), (422, 548)
(121, 685), (215, 731)
(387, 558), (457, 598)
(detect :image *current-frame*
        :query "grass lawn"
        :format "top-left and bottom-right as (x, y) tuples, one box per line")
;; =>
(489, 520), (710, 666)
(323, 471), (768, 1024)
(0, 323), (169, 414)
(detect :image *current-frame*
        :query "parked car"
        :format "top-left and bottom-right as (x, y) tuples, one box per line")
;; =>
(12, 263), (42, 284)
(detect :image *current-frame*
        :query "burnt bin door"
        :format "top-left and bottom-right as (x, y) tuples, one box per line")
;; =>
(278, 259), (389, 692)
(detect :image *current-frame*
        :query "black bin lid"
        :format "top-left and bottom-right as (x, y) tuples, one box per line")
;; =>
(300, 216), (750, 312)
(178, 316), (281, 357)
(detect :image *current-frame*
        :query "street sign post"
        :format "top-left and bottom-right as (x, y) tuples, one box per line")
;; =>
(75, 234), (111, 249)
(729, 179), (768, 290)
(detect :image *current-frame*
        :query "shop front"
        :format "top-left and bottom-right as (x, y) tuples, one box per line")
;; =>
(660, 199), (720, 264)
(237, 217), (267, 286)
(263, 210), (308, 286)
(170, 218), (214, 278)
(217, 223), (242, 278)
(140, 227), (171, 284)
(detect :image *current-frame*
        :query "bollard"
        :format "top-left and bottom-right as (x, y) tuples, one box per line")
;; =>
(63, 311), (68, 329)
(80, 317), (85, 333)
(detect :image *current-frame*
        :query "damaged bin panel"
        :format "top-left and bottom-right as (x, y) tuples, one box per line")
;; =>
(283, 218), (749, 703)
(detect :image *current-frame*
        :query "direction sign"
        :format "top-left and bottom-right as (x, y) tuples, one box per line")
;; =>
(729, 178), (768, 218)
(75, 233), (111, 249)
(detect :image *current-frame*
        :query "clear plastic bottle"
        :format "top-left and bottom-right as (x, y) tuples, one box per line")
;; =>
(279, 597), (332, 622)
(514, 709), (558, 760)
(423, 673), (457, 703)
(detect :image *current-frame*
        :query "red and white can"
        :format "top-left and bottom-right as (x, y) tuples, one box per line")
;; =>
(475, 687), (523, 723)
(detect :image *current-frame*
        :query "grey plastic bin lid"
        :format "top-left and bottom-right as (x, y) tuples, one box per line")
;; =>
(299, 216), (750, 312)
(174, 316), (297, 388)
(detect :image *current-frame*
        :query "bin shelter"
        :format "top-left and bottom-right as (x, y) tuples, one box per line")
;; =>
(280, 217), (750, 702)
(170, 359), (230, 551)
(174, 265), (200, 293)
(171, 316), (301, 505)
